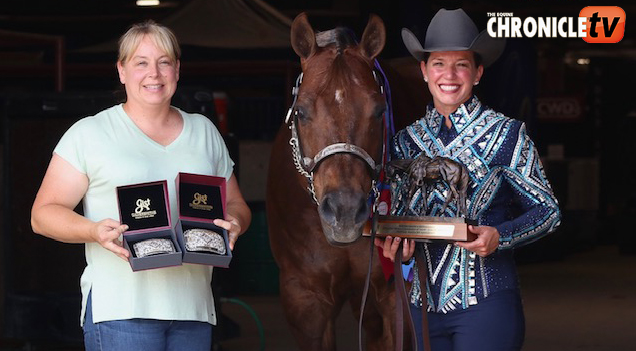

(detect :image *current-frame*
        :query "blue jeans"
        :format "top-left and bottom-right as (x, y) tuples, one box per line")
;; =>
(410, 289), (525, 351)
(83, 293), (212, 351)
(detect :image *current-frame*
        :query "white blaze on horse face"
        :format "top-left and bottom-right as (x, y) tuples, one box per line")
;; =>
(335, 89), (344, 105)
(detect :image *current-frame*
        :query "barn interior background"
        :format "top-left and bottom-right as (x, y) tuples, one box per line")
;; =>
(1, 0), (634, 350)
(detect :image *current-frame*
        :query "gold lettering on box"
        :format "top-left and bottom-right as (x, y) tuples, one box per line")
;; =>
(189, 192), (214, 211)
(131, 198), (157, 219)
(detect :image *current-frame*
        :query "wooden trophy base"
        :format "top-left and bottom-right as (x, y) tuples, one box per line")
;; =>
(363, 215), (477, 242)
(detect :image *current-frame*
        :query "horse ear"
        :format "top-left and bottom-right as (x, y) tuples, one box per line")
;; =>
(291, 12), (317, 59)
(359, 14), (386, 60)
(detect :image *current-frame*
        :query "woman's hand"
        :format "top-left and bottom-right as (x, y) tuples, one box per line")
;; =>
(91, 219), (130, 261)
(374, 236), (416, 263)
(214, 214), (242, 250)
(455, 225), (499, 257)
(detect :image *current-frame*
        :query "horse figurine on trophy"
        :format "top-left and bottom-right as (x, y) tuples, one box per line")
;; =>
(386, 154), (470, 217)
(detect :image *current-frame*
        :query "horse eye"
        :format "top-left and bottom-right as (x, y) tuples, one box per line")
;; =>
(294, 106), (308, 120)
(373, 105), (386, 120)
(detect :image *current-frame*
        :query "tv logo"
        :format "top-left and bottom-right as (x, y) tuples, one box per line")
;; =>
(486, 6), (625, 43)
(580, 6), (626, 43)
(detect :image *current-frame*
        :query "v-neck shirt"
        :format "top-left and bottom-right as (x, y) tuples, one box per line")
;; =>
(120, 106), (186, 150)
(54, 103), (234, 326)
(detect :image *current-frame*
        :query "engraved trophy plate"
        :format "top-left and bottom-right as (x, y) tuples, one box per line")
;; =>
(364, 215), (477, 241)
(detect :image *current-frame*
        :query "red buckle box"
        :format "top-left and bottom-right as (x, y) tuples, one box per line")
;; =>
(175, 173), (232, 267)
(116, 180), (182, 271)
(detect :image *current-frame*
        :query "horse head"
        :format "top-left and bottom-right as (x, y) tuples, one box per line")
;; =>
(289, 13), (386, 246)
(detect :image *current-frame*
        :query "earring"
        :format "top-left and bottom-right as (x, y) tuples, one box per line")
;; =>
(424, 77), (428, 82)
(474, 81), (479, 86)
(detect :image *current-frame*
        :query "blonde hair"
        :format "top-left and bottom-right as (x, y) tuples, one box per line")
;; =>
(118, 20), (181, 64)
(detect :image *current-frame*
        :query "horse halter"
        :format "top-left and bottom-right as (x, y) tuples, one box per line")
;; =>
(285, 69), (388, 205)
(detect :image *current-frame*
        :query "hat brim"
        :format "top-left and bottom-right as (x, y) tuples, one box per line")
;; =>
(469, 32), (506, 67)
(402, 28), (506, 67)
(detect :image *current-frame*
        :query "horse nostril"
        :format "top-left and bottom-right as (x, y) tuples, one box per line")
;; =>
(319, 196), (337, 224)
(354, 198), (370, 225)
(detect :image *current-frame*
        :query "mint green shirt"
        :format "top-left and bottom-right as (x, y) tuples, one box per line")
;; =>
(54, 104), (233, 326)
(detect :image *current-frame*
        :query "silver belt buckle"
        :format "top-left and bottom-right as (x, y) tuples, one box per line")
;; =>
(184, 228), (226, 255)
(133, 238), (176, 258)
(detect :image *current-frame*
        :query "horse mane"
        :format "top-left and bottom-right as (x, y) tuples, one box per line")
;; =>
(316, 28), (357, 54)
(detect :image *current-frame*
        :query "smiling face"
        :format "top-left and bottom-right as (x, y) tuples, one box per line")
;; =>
(117, 34), (180, 109)
(421, 51), (483, 117)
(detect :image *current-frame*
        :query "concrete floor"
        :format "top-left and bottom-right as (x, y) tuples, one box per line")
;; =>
(217, 245), (636, 351)
(1, 245), (632, 350)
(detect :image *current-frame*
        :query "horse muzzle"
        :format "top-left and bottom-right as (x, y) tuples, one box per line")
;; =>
(317, 189), (370, 245)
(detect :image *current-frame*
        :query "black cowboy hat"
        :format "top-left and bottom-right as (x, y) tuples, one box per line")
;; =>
(402, 8), (506, 67)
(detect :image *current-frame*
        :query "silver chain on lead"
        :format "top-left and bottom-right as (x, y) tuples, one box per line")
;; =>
(289, 123), (319, 204)
(371, 179), (380, 212)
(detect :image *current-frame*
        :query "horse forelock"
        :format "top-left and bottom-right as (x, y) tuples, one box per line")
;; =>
(316, 27), (357, 53)
(308, 27), (375, 99)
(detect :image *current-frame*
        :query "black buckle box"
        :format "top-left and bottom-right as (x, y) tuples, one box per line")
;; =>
(116, 180), (182, 271)
(175, 172), (232, 267)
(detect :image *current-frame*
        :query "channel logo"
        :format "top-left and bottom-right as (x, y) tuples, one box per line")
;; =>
(580, 6), (626, 43)
(486, 6), (625, 43)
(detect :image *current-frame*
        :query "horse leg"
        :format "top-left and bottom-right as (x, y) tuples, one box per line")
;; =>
(348, 244), (413, 351)
(279, 271), (344, 351)
(448, 183), (461, 216)
(347, 282), (395, 350)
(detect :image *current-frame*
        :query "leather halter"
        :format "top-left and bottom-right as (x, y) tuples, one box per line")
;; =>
(285, 69), (387, 205)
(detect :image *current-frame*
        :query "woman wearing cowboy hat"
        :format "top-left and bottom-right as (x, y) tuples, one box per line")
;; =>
(376, 8), (561, 351)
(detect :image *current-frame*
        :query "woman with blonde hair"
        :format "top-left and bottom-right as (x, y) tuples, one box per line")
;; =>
(31, 20), (251, 350)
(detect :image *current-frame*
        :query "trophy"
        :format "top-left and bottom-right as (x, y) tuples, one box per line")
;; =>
(365, 154), (476, 242)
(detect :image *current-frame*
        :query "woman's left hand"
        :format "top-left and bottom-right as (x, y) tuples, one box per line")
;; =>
(213, 214), (242, 251)
(455, 225), (499, 257)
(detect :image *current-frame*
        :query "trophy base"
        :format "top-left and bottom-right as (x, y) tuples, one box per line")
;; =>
(363, 215), (478, 242)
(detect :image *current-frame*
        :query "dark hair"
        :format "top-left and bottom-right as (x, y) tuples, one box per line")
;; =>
(422, 51), (483, 67)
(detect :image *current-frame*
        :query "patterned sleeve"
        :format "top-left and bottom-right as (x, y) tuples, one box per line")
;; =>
(390, 129), (407, 160)
(495, 121), (561, 249)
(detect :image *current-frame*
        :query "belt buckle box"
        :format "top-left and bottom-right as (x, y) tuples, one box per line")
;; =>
(116, 180), (182, 271)
(175, 172), (232, 267)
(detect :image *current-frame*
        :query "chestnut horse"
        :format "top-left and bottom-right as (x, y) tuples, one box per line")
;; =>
(266, 12), (429, 350)
(266, 13), (393, 350)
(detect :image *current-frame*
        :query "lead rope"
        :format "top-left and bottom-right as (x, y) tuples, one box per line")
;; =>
(415, 249), (432, 351)
(358, 60), (395, 351)
(395, 245), (418, 351)
(359, 208), (378, 351)
(358, 60), (430, 351)
(376, 58), (431, 351)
